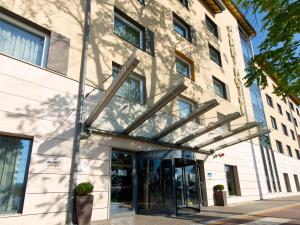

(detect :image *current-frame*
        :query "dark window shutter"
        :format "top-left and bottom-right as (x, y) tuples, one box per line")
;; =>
(190, 26), (197, 45)
(47, 31), (70, 75)
(145, 28), (155, 57)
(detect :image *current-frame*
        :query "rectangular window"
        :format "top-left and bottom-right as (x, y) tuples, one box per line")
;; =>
(296, 108), (299, 116)
(112, 65), (145, 104)
(296, 150), (300, 160)
(276, 140), (283, 153)
(293, 118), (298, 127)
(205, 15), (218, 38)
(289, 101), (294, 111)
(209, 44), (222, 66)
(277, 104), (283, 115)
(282, 124), (288, 136)
(286, 112), (291, 122)
(175, 51), (194, 80)
(291, 129), (296, 140)
(294, 175), (300, 192)
(270, 116), (277, 129)
(0, 14), (49, 67)
(114, 11), (143, 48)
(283, 173), (292, 192)
(266, 94), (273, 107)
(225, 165), (240, 196)
(178, 0), (188, 8)
(178, 97), (193, 119)
(213, 76), (227, 100)
(287, 145), (293, 157)
(173, 13), (190, 41)
(0, 134), (32, 213)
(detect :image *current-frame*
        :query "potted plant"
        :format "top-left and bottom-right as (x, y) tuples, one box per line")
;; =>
(213, 184), (227, 206)
(74, 182), (94, 225)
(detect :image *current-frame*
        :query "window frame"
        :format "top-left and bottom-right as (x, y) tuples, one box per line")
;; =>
(276, 140), (284, 153)
(178, 96), (193, 119)
(173, 16), (189, 40)
(286, 111), (292, 122)
(270, 116), (278, 130)
(277, 103), (283, 115)
(113, 12), (144, 49)
(0, 133), (33, 214)
(175, 50), (194, 80)
(0, 13), (50, 67)
(281, 123), (288, 136)
(225, 165), (240, 196)
(208, 44), (222, 67)
(205, 15), (218, 38)
(112, 64), (145, 104)
(293, 117), (298, 127)
(296, 150), (300, 160)
(213, 76), (227, 100)
(266, 94), (273, 107)
(178, 0), (189, 8)
(287, 145), (293, 157)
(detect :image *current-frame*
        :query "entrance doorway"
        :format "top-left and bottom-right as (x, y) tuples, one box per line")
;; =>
(175, 159), (200, 213)
(110, 151), (134, 217)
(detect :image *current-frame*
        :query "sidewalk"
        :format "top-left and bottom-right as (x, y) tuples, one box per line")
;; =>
(92, 195), (300, 225)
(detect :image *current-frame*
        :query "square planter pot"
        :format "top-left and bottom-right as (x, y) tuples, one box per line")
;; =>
(213, 190), (227, 206)
(75, 195), (94, 225)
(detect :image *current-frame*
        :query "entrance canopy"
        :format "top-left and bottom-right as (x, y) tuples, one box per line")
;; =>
(83, 53), (270, 155)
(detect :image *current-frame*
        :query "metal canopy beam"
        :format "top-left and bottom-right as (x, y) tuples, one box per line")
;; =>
(123, 83), (187, 134)
(176, 112), (241, 145)
(85, 53), (139, 127)
(212, 128), (271, 151)
(152, 99), (219, 140)
(86, 127), (210, 154)
(196, 121), (259, 148)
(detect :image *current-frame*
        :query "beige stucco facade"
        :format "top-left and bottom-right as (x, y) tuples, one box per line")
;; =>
(0, 1), (300, 225)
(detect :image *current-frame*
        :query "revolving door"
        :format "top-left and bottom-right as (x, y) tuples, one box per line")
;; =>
(137, 151), (201, 215)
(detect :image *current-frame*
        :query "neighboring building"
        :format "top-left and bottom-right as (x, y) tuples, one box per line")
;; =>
(0, 1), (299, 225)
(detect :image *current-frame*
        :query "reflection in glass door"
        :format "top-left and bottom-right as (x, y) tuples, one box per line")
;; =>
(175, 160), (200, 211)
(111, 151), (133, 217)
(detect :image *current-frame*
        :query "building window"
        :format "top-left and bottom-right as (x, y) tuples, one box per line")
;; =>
(287, 145), (293, 157)
(173, 13), (190, 41)
(112, 65), (145, 104)
(291, 129), (296, 140)
(178, 97), (193, 119)
(283, 173), (292, 192)
(293, 118), (298, 127)
(289, 101), (294, 111)
(205, 15), (218, 38)
(213, 76), (227, 100)
(0, 134), (32, 213)
(276, 140), (284, 153)
(175, 51), (194, 80)
(286, 112), (292, 122)
(277, 104), (283, 115)
(225, 165), (240, 196)
(137, 0), (144, 4)
(209, 44), (222, 66)
(239, 27), (252, 65)
(281, 124), (288, 136)
(178, 0), (188, 8)
(270, 116), (277, 129)
(296, 108), (299, 116)
(0, 14), (49, 67)
(266, 94), (273, 107)
(114, 11), (144, 48)
(296, 150), (300, 160)
(294, 175), (300, 192)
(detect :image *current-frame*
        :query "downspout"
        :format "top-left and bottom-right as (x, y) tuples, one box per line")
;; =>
(69, 0), (91, 224)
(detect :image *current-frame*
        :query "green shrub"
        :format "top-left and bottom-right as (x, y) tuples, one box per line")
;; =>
(213, 184), (224, 192)
(74, 182), (94, 196)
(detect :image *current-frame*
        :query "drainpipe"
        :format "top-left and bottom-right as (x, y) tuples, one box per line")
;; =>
(69, 0), (91, 224)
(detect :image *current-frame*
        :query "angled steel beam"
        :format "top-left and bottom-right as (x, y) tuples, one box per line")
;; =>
(212, 128), (271, 151)
(86, 127), (210, 154)
(123, 83), (187, 134)
(196, 121), (259, 148)
(176, 111), (241, 145)
(152, 99), (219, 140)
(85, 53), (139, 127)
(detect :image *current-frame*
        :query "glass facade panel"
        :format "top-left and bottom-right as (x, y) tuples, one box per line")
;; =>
(225, 165), (237, 196)
(0, 135), (32, 213)
(0, 19), (45, 66)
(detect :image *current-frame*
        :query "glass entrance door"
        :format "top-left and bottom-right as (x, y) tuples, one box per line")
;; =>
(111, 151), (133, 217)
(175, 159), (200, 211)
